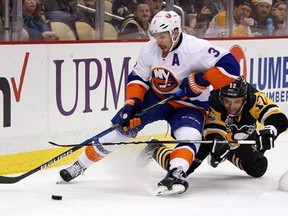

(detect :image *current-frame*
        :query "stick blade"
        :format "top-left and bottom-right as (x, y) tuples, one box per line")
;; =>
(0, 175), (23, 184)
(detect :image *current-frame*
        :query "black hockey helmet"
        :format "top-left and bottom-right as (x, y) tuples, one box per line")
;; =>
(219, 76), (248, 99)
(219, 76), (248, 116)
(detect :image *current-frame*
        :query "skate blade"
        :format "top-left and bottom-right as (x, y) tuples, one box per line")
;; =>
(155, 184), (186, 196)
(56, 176), (67, 184)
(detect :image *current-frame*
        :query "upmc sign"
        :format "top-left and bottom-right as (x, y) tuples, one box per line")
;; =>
(0, 39), (287, 153)
(1, 41), (288, 129)
(53, 57), (130, 116)
(0, 42), (141, 154)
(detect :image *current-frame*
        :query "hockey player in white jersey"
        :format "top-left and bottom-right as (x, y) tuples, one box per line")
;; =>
(59, 10), (240, 196)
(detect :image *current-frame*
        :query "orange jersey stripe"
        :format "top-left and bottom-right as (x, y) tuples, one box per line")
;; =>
(203, 67), (236, 90)
(170, 147), (195, 166)
(126, 83), (147, 101)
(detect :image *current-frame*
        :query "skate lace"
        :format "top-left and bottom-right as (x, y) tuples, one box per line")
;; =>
(66, 162), (85, 178)
(172, 168), (186, 180)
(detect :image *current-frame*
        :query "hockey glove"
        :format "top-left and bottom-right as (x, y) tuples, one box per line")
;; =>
(255, 125), (277, 151)
(208, 138), (230, 168)
(113, 98), (142, 131)
(179, 72), (210, 98)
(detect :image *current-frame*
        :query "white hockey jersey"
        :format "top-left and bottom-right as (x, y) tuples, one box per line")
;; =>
(127, 33), (240, 111)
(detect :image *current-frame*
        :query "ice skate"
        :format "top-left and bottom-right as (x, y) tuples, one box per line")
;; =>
(155, 167), (189, 196)
(136, 139), (164, 167)
(58, 161), (86, 182)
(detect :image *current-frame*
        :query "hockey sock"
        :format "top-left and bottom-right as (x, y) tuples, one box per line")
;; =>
(153, 146), (173, 171)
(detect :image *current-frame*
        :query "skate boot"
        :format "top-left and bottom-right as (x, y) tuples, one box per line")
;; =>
(136, 139), (164, 167)
(59, 161), (86, 182)
(156, 167), (189, 196)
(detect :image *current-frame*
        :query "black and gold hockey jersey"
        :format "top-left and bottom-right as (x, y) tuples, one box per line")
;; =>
(204, 83), (287, 143)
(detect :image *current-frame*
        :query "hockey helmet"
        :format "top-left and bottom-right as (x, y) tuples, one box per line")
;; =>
(220, 76), (248, 98)
(150, 10), (181, 35)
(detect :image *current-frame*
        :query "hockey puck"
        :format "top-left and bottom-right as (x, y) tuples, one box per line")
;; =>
(51, 195), (62, 200)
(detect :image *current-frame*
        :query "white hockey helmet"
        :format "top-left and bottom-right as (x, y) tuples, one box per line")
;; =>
(150, 10), (182, 35)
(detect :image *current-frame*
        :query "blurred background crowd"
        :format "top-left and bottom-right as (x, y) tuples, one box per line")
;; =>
(0, 0), (287, 41)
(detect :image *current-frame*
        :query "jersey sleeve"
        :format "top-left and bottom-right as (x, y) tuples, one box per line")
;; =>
(203, 53), (240, 90)
(125, 42), (152, 101)
(250, 90), (288, 136)
(195, 40), (240, 90)
(126, 71), (150, 101)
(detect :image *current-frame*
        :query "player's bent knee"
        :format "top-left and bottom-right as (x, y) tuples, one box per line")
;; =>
(244, 156), (268, 178)
(173, 126), (202, 140)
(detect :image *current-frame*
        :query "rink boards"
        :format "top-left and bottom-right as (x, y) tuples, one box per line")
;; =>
(1, 38), (288, 174)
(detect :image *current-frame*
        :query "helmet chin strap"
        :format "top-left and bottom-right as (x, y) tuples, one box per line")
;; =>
(168, 30), (180, 53)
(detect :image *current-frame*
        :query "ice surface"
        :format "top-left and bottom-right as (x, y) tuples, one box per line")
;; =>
(1, 134), (288, 216)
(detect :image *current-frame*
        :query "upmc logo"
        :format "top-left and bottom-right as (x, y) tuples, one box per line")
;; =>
(0, 53), (30, 128)
(230, 45), (247, 78)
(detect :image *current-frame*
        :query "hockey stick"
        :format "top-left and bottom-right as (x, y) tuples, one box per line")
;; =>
(48, 139), (256, 147)
(0, 125), (117, 184)
(0, 92), (180, 184)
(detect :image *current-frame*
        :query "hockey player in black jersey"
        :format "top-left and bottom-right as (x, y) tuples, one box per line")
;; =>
(139, 76), (288, 179)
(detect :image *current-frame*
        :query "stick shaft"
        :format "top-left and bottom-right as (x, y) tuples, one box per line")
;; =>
(49, 139), (256, 147)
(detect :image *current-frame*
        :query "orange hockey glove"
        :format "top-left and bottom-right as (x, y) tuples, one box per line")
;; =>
(112, 98), (142, 131)
(179, 72), (210, 98)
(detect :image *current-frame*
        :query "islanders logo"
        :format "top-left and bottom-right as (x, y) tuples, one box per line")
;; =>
(151, 66), (178, 92)
(230, 45), (247, 78)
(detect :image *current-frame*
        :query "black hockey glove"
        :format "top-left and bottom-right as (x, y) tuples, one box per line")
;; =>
(208, 138), (230, 168)
(255, 125), (277, 151)
(179, 72), (210, 98)
(112, 98), (142, 131)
